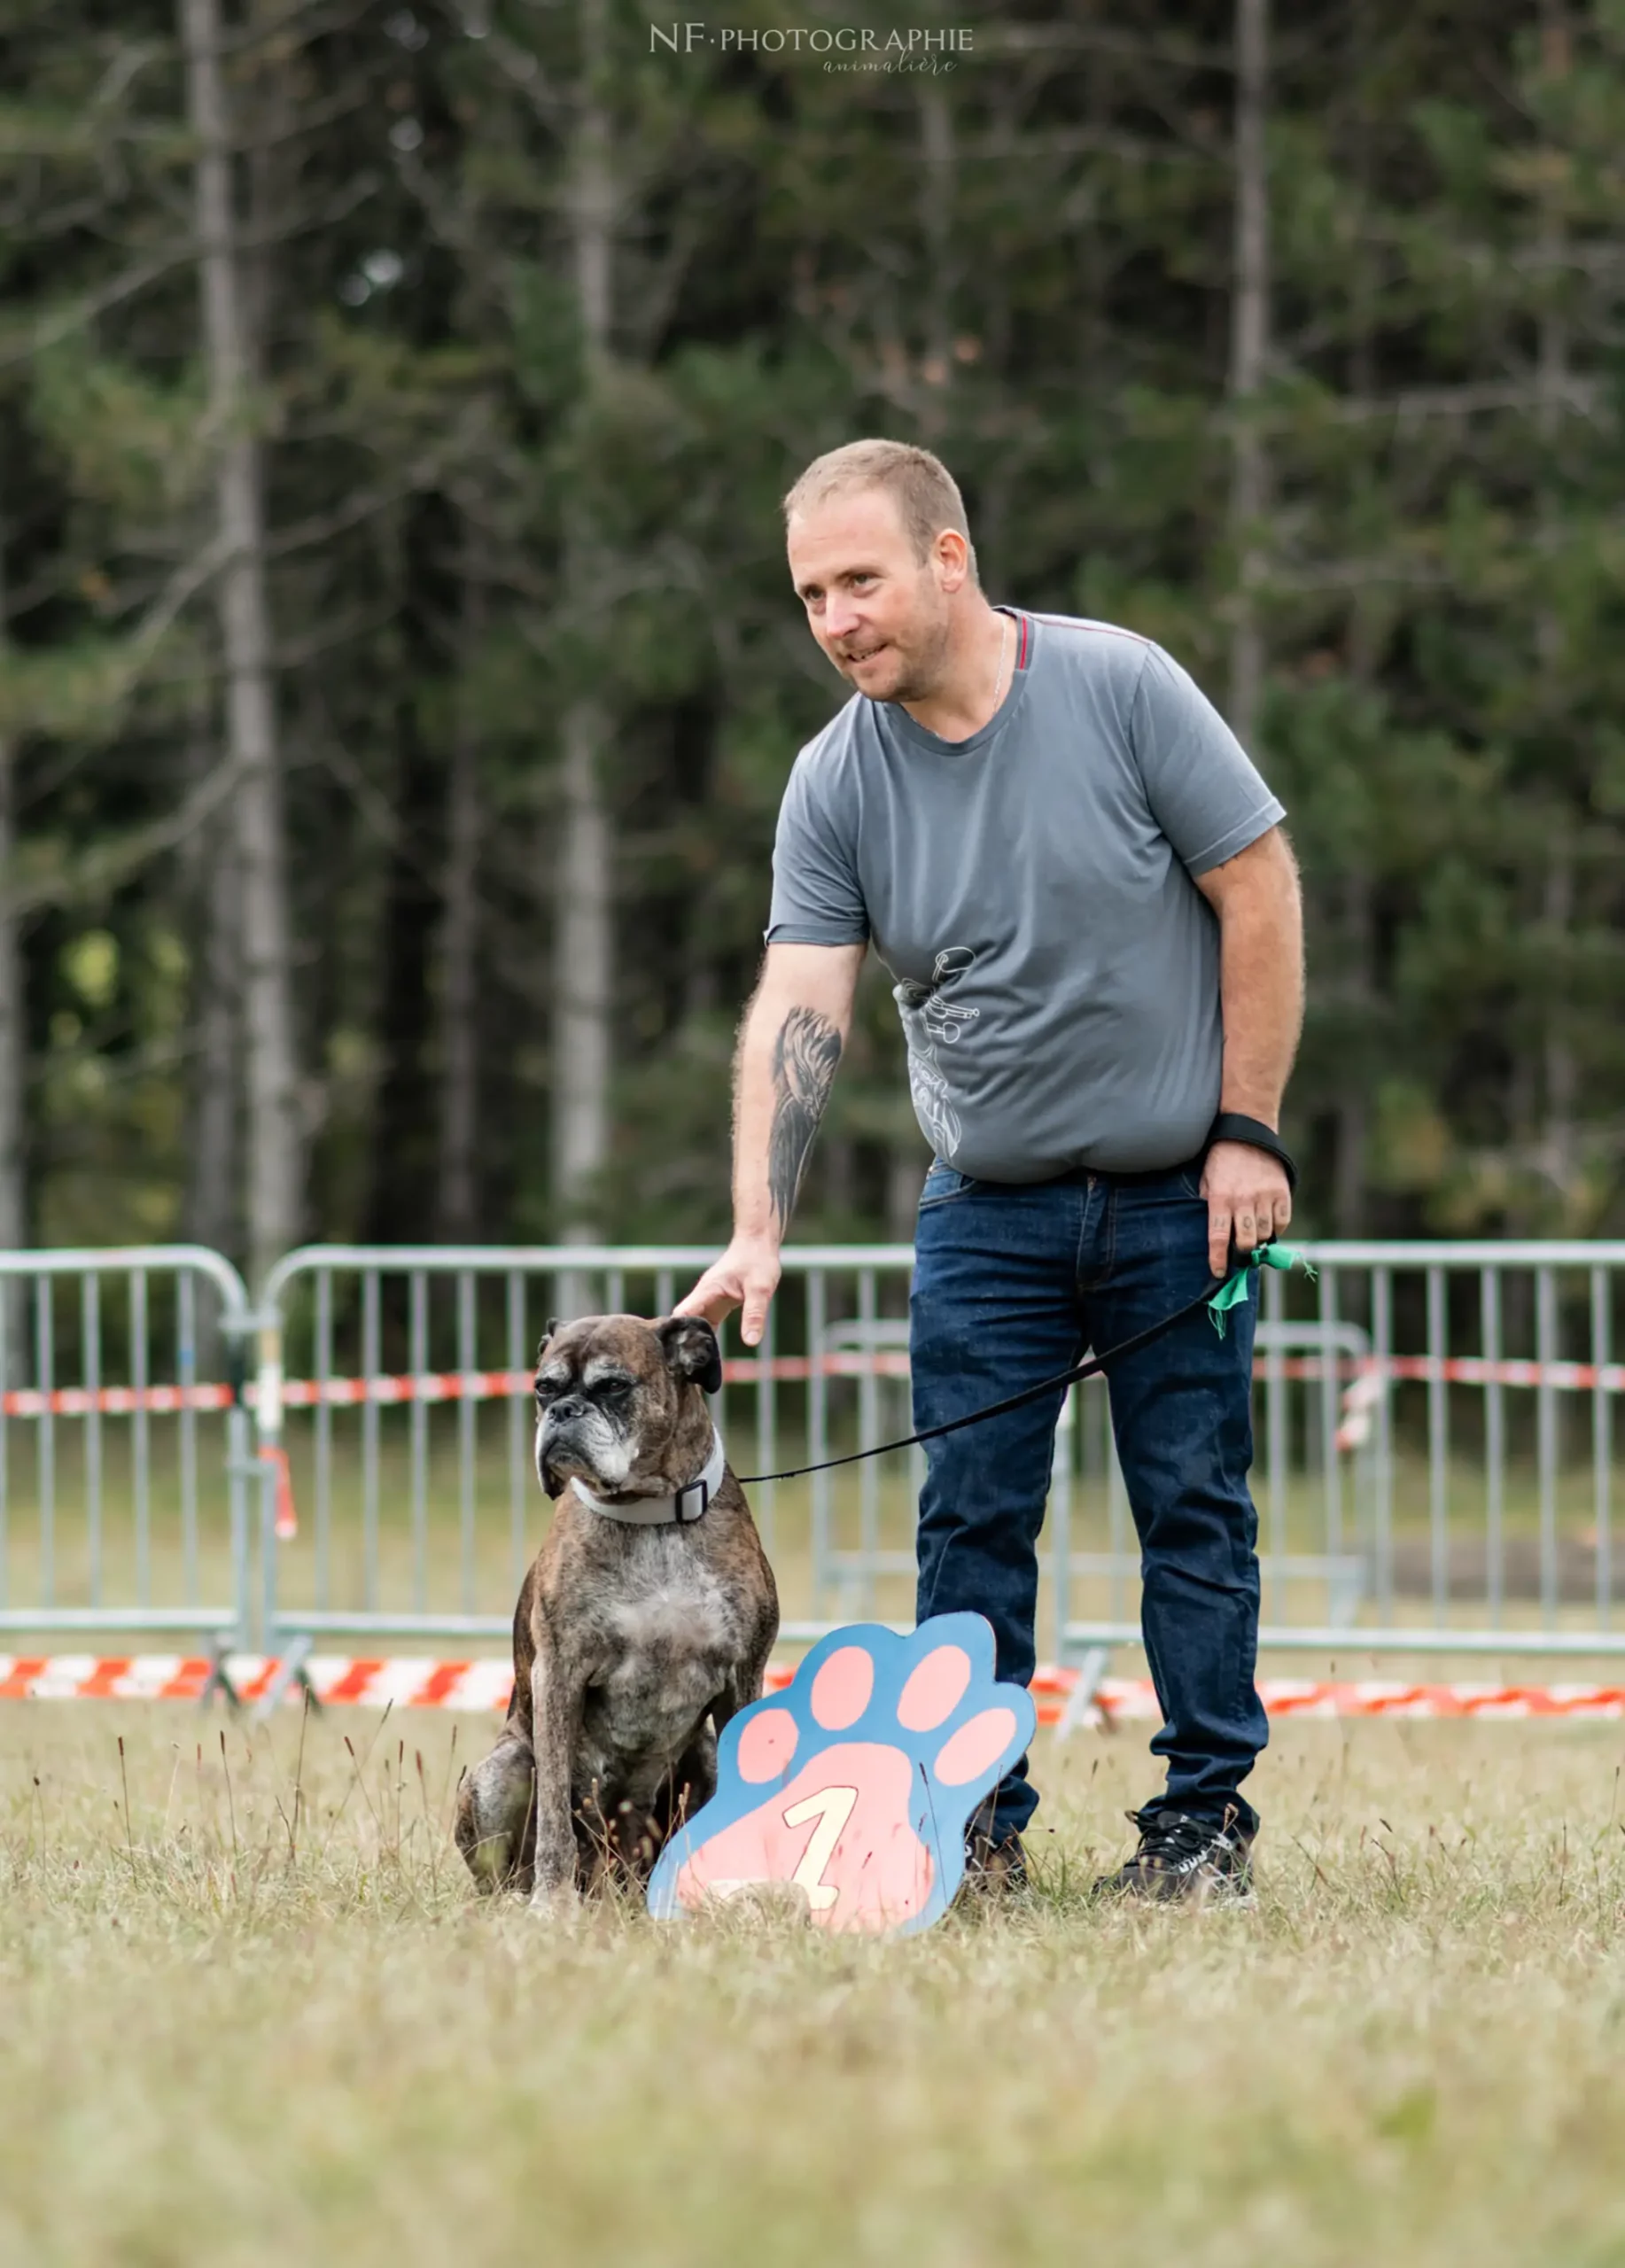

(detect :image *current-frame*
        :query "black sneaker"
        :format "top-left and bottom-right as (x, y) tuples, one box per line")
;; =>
(1093, 1807), (1256, 1907)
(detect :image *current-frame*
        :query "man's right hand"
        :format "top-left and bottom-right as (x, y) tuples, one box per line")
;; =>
(673, 1235), (782, 1348)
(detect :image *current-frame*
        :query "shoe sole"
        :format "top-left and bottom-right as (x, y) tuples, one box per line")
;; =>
(1090, 1874), (1256, 1909)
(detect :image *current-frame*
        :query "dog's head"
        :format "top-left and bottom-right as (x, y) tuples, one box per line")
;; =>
(533, 1312), (722, 1502)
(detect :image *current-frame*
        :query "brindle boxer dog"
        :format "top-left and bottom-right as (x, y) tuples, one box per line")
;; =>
(454, 1312), (779, 1905)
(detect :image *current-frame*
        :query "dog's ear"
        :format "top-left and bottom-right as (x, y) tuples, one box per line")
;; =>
(535, 1319), (559, 1367)
(655, 1314), (722, 1397)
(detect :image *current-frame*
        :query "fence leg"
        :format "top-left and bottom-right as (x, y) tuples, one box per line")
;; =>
(1056, 1644), (1111, 1740)
(251, 1632), (319, 1727)
(198, 1632), (243, 1713)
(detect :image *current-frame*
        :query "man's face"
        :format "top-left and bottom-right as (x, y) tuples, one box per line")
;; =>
(787, 486), (955, 703)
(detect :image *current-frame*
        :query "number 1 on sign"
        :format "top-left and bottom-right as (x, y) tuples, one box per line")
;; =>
(782, 1783), (859, 1912)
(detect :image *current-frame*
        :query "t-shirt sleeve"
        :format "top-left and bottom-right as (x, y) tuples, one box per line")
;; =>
(1129, 645), (1286, 876)
(763, 750), (870, 946)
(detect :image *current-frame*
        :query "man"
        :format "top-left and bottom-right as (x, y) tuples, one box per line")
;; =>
(677, 438), (1302, 1904)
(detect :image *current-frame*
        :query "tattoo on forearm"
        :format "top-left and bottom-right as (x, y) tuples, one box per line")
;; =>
(767, 1007), (843, 1232)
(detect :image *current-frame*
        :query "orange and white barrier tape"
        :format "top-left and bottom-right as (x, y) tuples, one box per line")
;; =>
(0, 1355), (912, 1421)
(0, 1654), (519, 1709)
(0, 1382), (237, 1418)
(6, 1654), (1625, 1720)
(6, 1348), (1620, 1544)
(4, 1348), (1620, 1427)
(1327, 1354), (1625, 1450)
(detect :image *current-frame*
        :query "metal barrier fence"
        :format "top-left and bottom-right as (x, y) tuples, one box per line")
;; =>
(1060, 1238), (1625, 1666)
(0, 1247), (253, 1649)
(7, 1238), (1622, 1674)
(253, 1243), (930, 1653)
(248, 1239), (1625, 1672)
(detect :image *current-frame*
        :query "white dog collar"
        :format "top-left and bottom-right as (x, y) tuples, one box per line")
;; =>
(571, 1428), (727, 1526)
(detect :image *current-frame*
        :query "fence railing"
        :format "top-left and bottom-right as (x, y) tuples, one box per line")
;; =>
(247, 1239), (1625, 1669)
(1063, 1239), (1625, 1666)
(9, 1239), (1625, 1674)
(0, 1247), (253, 1648)
(253, 1244), (918, 1651)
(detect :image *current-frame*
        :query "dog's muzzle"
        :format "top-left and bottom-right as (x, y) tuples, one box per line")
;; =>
(537, 1402), (630, 1497)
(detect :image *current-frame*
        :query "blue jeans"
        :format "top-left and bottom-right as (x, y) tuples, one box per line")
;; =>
(910, 1160), (1268, 1844)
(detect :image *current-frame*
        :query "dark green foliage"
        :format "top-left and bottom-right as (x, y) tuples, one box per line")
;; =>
(4, 0), (1625, 1259)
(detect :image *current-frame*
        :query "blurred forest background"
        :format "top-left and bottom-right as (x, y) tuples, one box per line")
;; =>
(0, 0), (1621, 1279)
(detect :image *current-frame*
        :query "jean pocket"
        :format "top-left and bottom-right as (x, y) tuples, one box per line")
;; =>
(1177, 1163), (1207, 1202)
(918, 1162), (977, 1210)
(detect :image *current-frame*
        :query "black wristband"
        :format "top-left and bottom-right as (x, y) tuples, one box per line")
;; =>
(1207, 1112), (1298, 1192)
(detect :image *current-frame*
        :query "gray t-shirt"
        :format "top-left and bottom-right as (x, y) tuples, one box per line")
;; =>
(764, 609), (1286, 1180)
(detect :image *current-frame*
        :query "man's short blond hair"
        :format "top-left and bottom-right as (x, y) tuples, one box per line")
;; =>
(782, 439), (977, 579)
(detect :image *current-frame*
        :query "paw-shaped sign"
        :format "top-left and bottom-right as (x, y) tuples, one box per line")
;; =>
(648, 1614), (1035, 1937)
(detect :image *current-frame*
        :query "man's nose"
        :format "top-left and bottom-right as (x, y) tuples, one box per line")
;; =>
(823, 595), (862, 641)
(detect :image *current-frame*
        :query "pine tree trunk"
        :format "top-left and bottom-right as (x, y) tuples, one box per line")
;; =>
(551, 695), (612, 1239)
(1537, 0), (1574, 1212)
(1334, 18), (1376, 1239)
(1542, 843), (1575, 1200)
(0, 740), (26, 1385)
(185, 808), (240, 1259)
(0, 528), (25, 1269)
(0, 750), (21, 1269)
(551, 0), (615, 1248)
(362, 496), (447, 1248)
(178, 673), (237, 1267)
(1333, 871), (1373, 1237)
(917, 84), (954, 431)
(183, 776), (239, 1377)
(1227, 0), (1270, 748)
(437, 568), (483, 1242)
(182, 0), (302, 1285)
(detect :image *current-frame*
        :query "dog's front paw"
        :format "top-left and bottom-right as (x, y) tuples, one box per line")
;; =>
(526, 1880), (580, 1920)
(454, 1736), (536, 1896)
(647, 1615), (1032, 1937)
(460, 1818), (524, 1896)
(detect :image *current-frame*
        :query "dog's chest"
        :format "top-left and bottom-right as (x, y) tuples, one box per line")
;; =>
(579, 1550), (741, 1778)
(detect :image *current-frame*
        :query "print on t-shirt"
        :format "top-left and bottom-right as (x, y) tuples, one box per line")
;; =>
(893, 947), (979, 1161)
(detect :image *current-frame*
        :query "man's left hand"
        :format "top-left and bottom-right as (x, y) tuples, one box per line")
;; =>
(1200, 1139), (1292, 1279)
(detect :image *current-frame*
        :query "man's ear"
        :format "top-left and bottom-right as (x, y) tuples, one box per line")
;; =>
(655, 1314), (722, 1396)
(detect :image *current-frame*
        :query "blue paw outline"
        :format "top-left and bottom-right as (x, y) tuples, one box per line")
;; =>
(648, 1612), (1036, 1938)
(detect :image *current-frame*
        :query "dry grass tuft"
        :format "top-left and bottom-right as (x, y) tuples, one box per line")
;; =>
(5, 1704), (1625, 2265)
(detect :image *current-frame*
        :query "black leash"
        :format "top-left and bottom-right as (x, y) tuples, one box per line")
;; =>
(735, 1268), (1231, 1487)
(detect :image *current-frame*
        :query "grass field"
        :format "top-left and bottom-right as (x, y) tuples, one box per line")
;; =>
(6, 1706), (1625, 2266)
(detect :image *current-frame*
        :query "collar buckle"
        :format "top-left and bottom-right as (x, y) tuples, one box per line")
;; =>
(673, 1477), (711, 1524)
